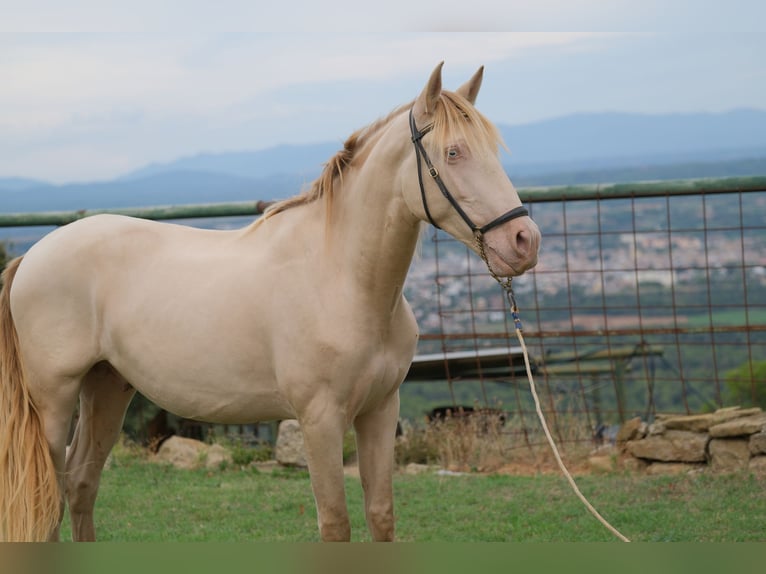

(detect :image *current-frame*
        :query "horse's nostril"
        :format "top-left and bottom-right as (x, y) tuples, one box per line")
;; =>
(516, 229), (530, 255)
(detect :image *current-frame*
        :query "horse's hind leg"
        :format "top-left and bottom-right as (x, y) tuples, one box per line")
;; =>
(65, 362), (136, 541)
(353, 391), (400, 542)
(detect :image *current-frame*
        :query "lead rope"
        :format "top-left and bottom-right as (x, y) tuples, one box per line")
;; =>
(475, 232), (631, 542)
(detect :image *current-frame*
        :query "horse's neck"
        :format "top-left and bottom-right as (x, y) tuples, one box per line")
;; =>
(324, 164), (421, 315)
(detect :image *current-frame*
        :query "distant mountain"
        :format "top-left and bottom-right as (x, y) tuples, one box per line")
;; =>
(2, 110), (765, 214)
(0, 171), (292, 213)
(499, 109), (766, 168)
(509, 156), (766, 187)
(0, 178), (52, 193)
(121, 142), (339, 182)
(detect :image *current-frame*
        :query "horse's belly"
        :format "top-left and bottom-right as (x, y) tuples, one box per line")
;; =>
(163, 387), (296, 425)
(108, 338), (295, 424)
(123, 367), (296, 424)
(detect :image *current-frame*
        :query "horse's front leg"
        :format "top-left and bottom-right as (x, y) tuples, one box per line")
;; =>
(299, 406), (350, 541)
(353, 391), (400, 542)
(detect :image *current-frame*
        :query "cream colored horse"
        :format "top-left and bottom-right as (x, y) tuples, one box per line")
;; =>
(0, 63), (540, 542)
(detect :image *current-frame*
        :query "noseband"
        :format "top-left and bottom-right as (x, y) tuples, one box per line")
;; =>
(409, 108), (528, 236)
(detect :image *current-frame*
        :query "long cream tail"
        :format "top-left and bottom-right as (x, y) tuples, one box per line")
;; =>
(0, 257), (61, 542)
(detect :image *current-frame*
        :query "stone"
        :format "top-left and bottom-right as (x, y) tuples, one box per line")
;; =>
(661, 413), (715, 432)
(709, 413), (766, 438)
(710, 407), (762, 426)
(205, 443), (233, 469)
(275, 419), (307, 467)
(588, 454), (617, 473)
(404, 463), (433, 475)
(748, 456), (766, 478)
(649, 407), (762, 433)
(626, 430), (708, 462)
(749, 431), (766, 455)
(155, 435), (208, 470)
(709, 438), (750, 472)
(645, 462), (705, 476)
(588, 445), (619, 472)
(620, 455), (648, 473)
(616, 417), (645, 445)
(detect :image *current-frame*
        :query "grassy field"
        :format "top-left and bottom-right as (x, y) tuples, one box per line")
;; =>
(58, 454), (766, 543)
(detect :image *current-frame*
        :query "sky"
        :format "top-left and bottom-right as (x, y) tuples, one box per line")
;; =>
(1, 1), (764, 184)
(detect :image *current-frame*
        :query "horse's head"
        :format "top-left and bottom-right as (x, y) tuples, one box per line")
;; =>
(403, 62), (540, 277)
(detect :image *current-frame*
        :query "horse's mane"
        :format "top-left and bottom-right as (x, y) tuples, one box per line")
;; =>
(258, 90), (504, 225)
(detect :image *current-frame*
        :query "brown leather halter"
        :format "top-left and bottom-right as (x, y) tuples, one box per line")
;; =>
(409, 108), (529, 234)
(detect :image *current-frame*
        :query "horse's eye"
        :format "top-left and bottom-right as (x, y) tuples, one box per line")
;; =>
(446, 147), (461, 160)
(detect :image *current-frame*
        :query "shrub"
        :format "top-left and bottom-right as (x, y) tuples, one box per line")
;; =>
(227, 440), (273, 467)
(395, 422), (440, 466)
(109, 434), (148, 467)
(725, 360), (766, 408)
(395, 414), (507, 472)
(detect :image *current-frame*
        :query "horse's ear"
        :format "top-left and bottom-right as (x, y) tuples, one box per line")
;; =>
(416, 61), (444, 115)
(456, 66), (484, 104)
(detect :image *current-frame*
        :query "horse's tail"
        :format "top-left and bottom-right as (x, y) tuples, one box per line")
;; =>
(0, 257), (61, 541)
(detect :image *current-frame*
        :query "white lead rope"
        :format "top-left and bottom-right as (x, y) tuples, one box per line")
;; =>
(512, 318), (631, 542)
(474, 232), (631, 542)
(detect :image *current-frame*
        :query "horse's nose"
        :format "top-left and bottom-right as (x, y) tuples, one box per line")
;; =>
(513, 220), (540, 268)
(515, 228), (532, 257)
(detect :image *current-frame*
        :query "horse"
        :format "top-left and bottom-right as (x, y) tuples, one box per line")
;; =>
(0, 62), (540, 542)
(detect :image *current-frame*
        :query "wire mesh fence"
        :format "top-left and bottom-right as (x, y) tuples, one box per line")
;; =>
(401, 178), (766, 453)
(2, 177), (763, 456)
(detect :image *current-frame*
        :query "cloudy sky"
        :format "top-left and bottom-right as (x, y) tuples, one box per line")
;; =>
(1, 1), (764, 183)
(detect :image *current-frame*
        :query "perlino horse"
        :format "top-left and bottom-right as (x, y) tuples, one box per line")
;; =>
(0, 62), (540, 541)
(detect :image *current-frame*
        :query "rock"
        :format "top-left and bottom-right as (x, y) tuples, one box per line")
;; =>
(710, 407), (762, 426)
(620, 455), (648, 473)
(626, 430), (708, 462)
(749, 431), (766, 455)
(154, 436), (234, 470)
(649, 408), (762, 433)
(588, 454), (616, 473)
(588, 445), (618, 473)
(155, 436), (208, 470)
(709, 438), (750, 472)
(616, 417), (645, 445)
(645, 462), (705, 476)
(275, 420), (307, 467)
(205, 443), (233, 469)
(709, 413), (766, 438)
(748, 456), (766, 478)
(404, 463), (433, 475)
(661, 413), (715, 432)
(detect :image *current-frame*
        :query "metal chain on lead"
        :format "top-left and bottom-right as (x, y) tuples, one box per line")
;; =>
(474, 231), (523, 331)
(474, 230), (630, 542)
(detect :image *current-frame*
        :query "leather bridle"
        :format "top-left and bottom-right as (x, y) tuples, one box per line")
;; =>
(409, 108), (529, 236)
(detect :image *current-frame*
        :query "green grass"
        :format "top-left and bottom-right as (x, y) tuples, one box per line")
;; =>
(685, 308), (766, 328)
(58, 457), (766, 542)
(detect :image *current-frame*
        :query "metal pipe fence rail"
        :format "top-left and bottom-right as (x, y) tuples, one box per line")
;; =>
(1, 176), (765, 453)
